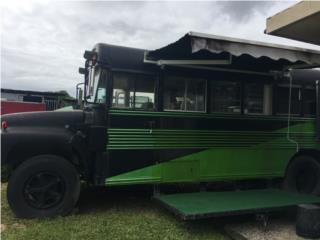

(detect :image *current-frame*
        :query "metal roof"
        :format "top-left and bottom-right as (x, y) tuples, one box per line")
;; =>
(1, 88), (64, 97)
(266, 1), (320, 45)
(147, 31), (320, 66)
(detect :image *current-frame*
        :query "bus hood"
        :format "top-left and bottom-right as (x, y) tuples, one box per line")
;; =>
(1, 110), (84, 128)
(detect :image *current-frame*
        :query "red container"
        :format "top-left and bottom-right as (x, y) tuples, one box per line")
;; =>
(1, 101), (46, 115)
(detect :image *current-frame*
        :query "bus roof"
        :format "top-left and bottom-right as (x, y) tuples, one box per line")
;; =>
(93, 32), (320, 73)
(94, 43), (156, 73)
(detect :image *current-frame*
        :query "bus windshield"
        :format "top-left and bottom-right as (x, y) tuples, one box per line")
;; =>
(86, 67), (107, 104)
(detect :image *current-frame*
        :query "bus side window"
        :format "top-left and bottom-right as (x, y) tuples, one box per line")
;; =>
(163, 76), (206, 112)
(163, 77), (185, 111)
(134, 75), (155, 110)
(112, 72), (135, 108)
(186, 79), (206, 112)
(244, 83), (272, 115)
(210, 80), (241, 114)
(277, 85), (301, 115)
(112, 72), (155, 110)
(304, 86), (316, 116)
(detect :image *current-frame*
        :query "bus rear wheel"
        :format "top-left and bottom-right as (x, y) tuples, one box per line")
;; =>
(7, 155), (80, 218)
(284, 155), (320, 196)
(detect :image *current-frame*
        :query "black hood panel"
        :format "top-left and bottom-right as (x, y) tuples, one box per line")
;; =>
(1, 110), (84, 128)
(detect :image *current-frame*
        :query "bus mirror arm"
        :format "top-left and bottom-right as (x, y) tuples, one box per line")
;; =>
(76, 82), (84, 109)
(316, 80), (320, 141)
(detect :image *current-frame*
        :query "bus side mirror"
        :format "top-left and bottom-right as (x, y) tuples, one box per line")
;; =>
(76, 82), (85, 109)
(78, 88), (84, 109)
(79, 67), (87, 75)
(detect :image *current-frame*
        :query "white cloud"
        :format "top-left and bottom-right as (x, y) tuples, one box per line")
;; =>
(1, 1), (320, 96)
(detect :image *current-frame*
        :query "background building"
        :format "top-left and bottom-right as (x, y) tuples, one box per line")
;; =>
(1, 88), (76, 114)
(266, 1), (320, 46)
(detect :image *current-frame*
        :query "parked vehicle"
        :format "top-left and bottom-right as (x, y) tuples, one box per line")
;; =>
(2, 32), (320, 218)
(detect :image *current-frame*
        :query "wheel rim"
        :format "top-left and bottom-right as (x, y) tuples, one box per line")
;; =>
(296, 165), (318, 194)
(23, 172), (65, 209)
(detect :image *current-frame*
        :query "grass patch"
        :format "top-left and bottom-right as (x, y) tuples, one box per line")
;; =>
(1, 183), (226, 240)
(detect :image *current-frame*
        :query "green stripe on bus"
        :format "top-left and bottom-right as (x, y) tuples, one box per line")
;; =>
(107, 124), (317, 149)
(109, 109), (315, 122)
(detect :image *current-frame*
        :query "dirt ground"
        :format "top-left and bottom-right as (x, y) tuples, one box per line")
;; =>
(225, 214), (319, 240)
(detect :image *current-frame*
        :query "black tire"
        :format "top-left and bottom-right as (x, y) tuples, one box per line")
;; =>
(7, 155), (80, 219)
(296, 204), (320, 239)
(283, 155), (320, 196)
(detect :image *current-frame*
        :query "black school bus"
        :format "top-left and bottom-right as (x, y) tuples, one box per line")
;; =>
(2, 32), (320, 219)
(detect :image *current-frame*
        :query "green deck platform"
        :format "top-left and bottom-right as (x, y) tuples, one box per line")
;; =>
(154, 189), (320, 220)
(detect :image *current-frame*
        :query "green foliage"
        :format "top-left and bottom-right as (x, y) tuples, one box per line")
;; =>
(1, 184), (226, 240)
(57, 90), (74, 101)
(54, 90), (76, 108)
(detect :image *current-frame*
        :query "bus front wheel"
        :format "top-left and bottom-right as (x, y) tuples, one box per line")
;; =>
(284, 155), (320, 196)
(7, 155), (80, 218)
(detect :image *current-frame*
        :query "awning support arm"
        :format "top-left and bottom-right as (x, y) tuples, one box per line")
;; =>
(143, 51), (232, 66)
(316, 80), (320, 140)
(285, 69), (299, 152)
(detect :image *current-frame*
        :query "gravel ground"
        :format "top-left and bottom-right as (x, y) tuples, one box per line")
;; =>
(224, 215), (318, 240)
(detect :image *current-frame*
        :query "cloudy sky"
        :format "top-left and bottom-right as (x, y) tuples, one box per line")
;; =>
(2, 0), (320, 97)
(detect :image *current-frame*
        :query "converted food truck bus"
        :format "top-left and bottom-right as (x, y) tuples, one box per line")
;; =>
(2, 32), (320, 218)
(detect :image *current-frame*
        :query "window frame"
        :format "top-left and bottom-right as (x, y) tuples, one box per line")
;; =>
(163, 74), (207, 113)
(85, 66), (98, 103)
(109, 67), (315, 118)
(110, 70), (157, 111)
(86, 66), (109, 104)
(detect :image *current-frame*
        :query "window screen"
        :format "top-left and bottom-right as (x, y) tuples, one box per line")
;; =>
(163, 76), (206, 112)
(112, 72), (155, 110)
(211, 81), (241, 113)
